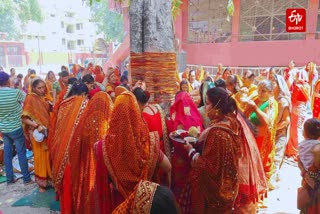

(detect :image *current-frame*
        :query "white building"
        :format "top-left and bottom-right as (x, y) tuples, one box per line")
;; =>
(21, 0), (98, 54)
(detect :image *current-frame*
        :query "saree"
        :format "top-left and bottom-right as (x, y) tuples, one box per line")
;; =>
(100, 92), (160, 211)
(68, 92), (113, 214)
(49, 96), (88, 197)
(249, 98), (278, 181)
(22, 93), (52, 187)
(312, 80), (320, 119)
(167, 91), (203, 133)
(168, 92), (203, 210)
(234, 114), (267, 213)
(191, 116), (241, 213)
(286, 72), (311, 158)
(112, 180), (159, 214)
(143, 103), (171, 186)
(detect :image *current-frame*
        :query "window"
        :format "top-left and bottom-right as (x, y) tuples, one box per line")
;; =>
(77, 40), (84, 46)
(65, 12), (74, 17)
(66, 25), (75, 33)
(317, 0), (320, 39)
(27, 35), (33, 40)
(50, 14), (55, 17)
(76, 23), (83, 30)
(67, 41), (76, 50)
(188, 0), (232, 43)
(240, 0), (308, 41)
(62, 39), (66, 45)
(7, 46), (21, 55)
(61, 21), (64, 28)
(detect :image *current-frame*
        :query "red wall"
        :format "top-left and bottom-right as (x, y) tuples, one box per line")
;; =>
(175, 0), (320, 67)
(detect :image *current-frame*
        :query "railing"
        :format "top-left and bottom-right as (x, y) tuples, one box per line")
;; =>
(0, 56), (6, 67)
(186, 64), (320, 77)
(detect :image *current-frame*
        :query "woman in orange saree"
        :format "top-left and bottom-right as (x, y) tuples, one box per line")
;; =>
(50, 80), (112, 214)
(112, 180), (179, 214)
(245, 80), (278, 187)
(104, 68), (120, 101)
(95, 91), (171, 213)
(49, 91), (88, 214)
(312, 79), (320, 119)
(22, 79), (52, 192)
(45, 71), (56, 99)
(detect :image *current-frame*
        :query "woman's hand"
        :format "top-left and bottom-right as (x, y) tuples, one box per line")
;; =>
(184, 141), (193, 152)
(246, 99), (257, 111)
(37, 125), (45, 134)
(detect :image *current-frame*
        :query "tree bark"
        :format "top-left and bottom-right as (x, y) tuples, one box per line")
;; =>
(130, 0), (174, 53)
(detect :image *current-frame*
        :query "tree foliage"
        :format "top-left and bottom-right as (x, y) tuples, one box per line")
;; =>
(0, 0), (43, 39)
(0, 0), (17, 39)
(89, 0), (124, 43)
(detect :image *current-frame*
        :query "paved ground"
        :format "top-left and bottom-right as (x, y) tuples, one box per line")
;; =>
(259, 158), (301, 214)
(0, 160), (301, 214)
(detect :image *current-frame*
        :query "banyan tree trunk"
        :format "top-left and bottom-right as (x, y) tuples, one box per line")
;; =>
(129, 0), (178, 106)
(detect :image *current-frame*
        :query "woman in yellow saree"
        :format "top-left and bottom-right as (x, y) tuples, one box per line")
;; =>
(245, 79), (278, 187)
(22, 78), (52, 192)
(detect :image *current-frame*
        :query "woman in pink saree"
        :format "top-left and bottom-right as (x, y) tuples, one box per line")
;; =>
(167, 91), (203, 212)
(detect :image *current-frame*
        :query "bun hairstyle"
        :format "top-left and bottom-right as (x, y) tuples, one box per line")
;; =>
(206, 87), (237, 115)
(133, 87), (150, 105)
(150, 185), (179, 214)
(66, 81), (89, 98)
(304, 118), (320, 140)
(82, 74), (94, 84)
(59, 70), (69, 78)
(214, 78), (226, 89)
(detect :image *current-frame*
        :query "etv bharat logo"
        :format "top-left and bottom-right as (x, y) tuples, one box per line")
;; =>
(286, 8), (306, 32)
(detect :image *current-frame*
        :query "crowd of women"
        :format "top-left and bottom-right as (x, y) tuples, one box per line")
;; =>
(1, 59), (320, 213)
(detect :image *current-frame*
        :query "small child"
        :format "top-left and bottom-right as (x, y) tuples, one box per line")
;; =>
(298, 118), (320, 172)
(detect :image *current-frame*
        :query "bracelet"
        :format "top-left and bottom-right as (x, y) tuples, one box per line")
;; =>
(192, 153), (200, 161)
(188, 148), (195, 157)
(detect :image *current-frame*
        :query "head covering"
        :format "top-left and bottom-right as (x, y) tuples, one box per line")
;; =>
(275, 74), (291, 110)
(113, 180), (159, 213)
(0, 71), (10, 85)
(103, 91), (159, 198)
(170, 92), (203, 131)
(115, 85), (128, 98)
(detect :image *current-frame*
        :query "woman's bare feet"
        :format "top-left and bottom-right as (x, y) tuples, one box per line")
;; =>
(39, 187), (46, 193)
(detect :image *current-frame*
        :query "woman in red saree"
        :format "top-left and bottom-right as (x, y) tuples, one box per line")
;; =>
(22, 79), (52, 192)
(93, 65), (105, 84)
(166, 91), (203, 211)
(95, 91), (171, 213)
(312, 79), (320, 119)
(184, 87), (242, 213)
(245, 80), (278, 187)
(133, 87), (172, 186)
(286, 68), (311, 158)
